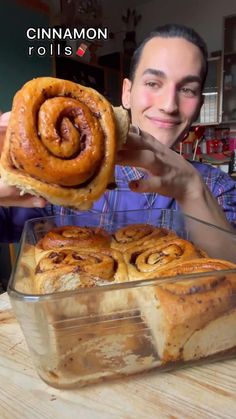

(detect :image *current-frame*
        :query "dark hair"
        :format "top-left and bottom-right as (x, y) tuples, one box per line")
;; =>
(129, 23), (208, 88)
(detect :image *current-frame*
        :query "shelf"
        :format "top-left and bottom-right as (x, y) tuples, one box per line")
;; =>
(192, 121), (220, 127)
(221, 119), (236, 124)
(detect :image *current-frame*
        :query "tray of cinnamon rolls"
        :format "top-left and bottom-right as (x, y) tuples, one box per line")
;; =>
(8, 210), (236, 389)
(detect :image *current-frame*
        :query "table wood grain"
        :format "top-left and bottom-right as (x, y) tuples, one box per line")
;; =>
(0, 292), (236, 419)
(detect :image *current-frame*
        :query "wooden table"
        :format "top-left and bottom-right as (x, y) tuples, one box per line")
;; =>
(0, 293), (236, 419)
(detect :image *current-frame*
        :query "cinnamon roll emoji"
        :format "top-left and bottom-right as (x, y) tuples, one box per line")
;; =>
(0, 77), (129, 209)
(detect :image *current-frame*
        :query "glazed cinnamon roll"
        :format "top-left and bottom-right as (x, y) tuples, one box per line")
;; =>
(137, 258), (236, 363)
(36, 225), (111, 251)
(111, 223), (176, 252)
(0, 77), (129, 209)
(125, 238), (206, 280)
(34, 247), (128, 294)
(154, 257), (235, 278)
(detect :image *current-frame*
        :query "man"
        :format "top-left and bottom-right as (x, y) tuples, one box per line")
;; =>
(0, 24), (235, 243)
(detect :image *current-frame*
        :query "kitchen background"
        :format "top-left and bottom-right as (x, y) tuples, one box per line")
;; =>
(0, 0), (236, 288)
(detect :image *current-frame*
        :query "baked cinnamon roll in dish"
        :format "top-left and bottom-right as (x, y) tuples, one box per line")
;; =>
(125, 237), (206, 280)
(36, 225), (111, 251)
(137, 258), (236, 363)
(111, 223), (176, 252)
(34, 247), (128, 294)
(0, 77), (129, 209)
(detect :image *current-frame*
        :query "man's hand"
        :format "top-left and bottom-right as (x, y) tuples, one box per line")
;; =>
(0, 112), (10, 154)
(117, 125), (203, 204)
(0, 179), (47, 207)
(0, 112), (47, 208)
(117, 125), (232, 232)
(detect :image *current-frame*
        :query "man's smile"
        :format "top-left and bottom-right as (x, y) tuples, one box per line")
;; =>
(145, 115), (181, 128)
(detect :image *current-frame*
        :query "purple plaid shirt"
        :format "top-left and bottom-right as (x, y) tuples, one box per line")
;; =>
(1, 161), (235, 242)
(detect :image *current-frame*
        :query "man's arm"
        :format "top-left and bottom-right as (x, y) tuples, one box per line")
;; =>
(177, 174), (234, 232)
(117, 128), (234, 232)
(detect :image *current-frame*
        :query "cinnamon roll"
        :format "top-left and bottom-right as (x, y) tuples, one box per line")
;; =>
(111, 223), (176, 252)
(0, 77), (129, 209)
(34, 247), (128, 294)
(137, 258), (236, 363)
(125, 238), (206, 281)
(36, 225), (111, 251)
(35, 247), (133, 329)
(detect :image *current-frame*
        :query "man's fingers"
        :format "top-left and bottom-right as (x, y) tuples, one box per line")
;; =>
(16, 195), (47, 208)
(129, 176), (163, 193)
(0, 112), (11, 127)
(0, 195), (48, 208)
(117, 149), (154, 168)
(0, 181), (47, 207)
(125, 129), (165, 153)
(0, 182), (20, 198)
(117, 149), (165, 175)
(0, 112), (10, 153)
(129, 124), (140, 134)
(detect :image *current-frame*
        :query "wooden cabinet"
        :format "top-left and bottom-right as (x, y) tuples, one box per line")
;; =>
(221, 14), (236, 123)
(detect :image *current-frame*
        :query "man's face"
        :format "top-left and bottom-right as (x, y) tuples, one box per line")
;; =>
(122, 37), (204, 147)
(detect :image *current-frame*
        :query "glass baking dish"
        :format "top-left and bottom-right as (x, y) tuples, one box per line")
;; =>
(7, 209), (236, 389)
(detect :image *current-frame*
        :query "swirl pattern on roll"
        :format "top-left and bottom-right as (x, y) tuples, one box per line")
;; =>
(1, 77), (129, 208)
(36, 226), (111, 251)
(125, 238), (206, 280)
(34, 248), (128, 293)
(154, 258), (236, 280)
(111, 224), (176, 252)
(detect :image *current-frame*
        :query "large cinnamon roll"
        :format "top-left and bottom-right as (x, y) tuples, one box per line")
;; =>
(137, 258), (236, 363)
(0, 77), (129, 209)
(111, 223), (176, 252)
(36, 225), (111, 251)
(125, 238), (206, 280)
(34, 247), (128, 294)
